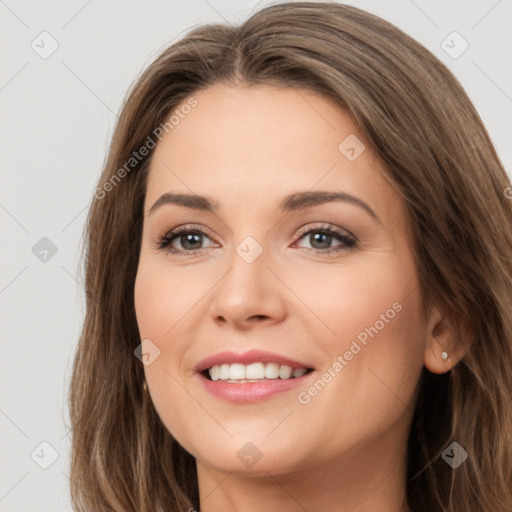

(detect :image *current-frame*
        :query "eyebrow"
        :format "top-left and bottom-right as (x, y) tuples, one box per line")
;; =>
(147, 191), (380, 222)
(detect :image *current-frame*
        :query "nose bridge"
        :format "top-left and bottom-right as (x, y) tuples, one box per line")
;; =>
(209, 231), (285, 325)
(235, 234), (266, 266)
(225, 233), (270, 295)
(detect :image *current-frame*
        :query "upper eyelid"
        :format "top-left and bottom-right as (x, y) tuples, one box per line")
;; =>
(294, 223), (354, 239)
(164, 222), (352, 238)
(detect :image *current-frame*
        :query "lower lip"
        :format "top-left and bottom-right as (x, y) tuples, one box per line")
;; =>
(198, 372), (314, 403)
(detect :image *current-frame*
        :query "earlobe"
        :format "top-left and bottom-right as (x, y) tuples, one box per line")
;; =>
(423, 307), (471, 374)
(424, 345), (453, 375)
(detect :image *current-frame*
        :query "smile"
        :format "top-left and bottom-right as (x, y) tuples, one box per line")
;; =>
(195, 349), (316, 402)
(205, 362), (312, 382)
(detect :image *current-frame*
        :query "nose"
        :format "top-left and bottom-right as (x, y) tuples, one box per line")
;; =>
(208, 241), (287, 330)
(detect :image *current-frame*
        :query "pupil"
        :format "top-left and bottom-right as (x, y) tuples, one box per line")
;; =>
(311, 232), (331, 249)
(182, 233), (202, 250)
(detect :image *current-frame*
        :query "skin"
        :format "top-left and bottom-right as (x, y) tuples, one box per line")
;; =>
(134, 84), (465, 512)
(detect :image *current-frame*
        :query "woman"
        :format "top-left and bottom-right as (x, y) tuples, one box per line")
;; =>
(68, 2), (512, 511)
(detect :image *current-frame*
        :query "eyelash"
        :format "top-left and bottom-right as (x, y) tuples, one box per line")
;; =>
(155, 223), (357, 257)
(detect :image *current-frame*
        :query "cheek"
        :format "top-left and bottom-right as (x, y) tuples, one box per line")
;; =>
(133, 260), (199, 447)
(290, 250), (422, 350)
(299, 250), (426, 414)
(134, 262), (168, 338)
(134, 256), (203, 338)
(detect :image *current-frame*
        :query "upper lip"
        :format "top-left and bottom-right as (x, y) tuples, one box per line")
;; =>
(194, 349), (315, 373)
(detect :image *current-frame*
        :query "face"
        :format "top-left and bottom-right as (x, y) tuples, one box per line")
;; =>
(134, 84), (430, 477)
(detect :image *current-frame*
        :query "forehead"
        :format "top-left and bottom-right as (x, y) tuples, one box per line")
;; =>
(144, 84), (406, 227)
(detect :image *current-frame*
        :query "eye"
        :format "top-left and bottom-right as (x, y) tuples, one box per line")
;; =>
(155, 224), (216, 256)
(155, 222), (357, 256)
(293, 223), (357, 255)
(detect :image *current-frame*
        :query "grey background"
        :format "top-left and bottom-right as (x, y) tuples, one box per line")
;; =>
(1, 0), (511, 510)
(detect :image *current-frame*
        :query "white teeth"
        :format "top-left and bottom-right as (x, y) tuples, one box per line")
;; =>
(219, 363), (230, 380)
(210, 365), (221, 380)
(208, 362), (310, 382)
(229, 363), (246, 380)
(279, 365), (293, 379)
(246, 362), (265, 379)
(265, 363), (279, 379)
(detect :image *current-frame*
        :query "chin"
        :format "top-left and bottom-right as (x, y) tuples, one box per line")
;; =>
(189, 436), (307, 476)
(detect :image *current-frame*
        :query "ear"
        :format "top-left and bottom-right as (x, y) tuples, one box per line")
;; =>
(423, 306), (472, 374)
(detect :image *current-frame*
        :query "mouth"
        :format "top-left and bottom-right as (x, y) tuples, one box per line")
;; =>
(197, 362), (316, 403)
(194, 349), (316, 402)
(200, 363), (315, 383)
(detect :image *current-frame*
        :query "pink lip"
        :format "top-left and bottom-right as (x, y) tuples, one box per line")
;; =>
(194, 349), (314, 373)
(198, 372), (314, 403)
(194, 349), (315, 403)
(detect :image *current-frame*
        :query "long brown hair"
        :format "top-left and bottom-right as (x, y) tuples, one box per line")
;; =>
(68, 2), (512, 510)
